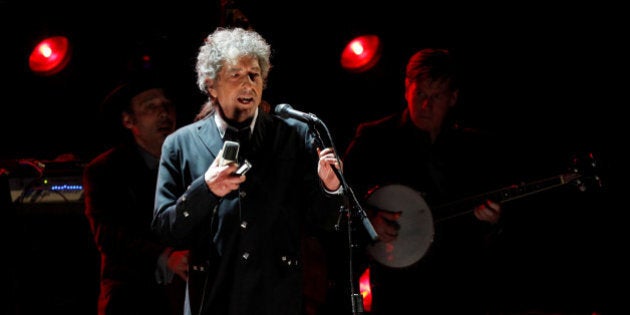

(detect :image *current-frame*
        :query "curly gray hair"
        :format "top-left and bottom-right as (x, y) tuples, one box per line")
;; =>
(195, 27), (272, 94)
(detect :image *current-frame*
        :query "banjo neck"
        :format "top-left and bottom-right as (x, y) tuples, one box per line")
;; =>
(433, 171), (587, 224)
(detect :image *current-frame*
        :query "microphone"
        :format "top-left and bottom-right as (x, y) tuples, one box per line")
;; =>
(274, 103), (321, 124)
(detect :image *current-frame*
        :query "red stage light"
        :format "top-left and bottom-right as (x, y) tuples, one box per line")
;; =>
(359, 266), (372, 311)
(340, 34), (382, 73)
(29, 35), (71, 76)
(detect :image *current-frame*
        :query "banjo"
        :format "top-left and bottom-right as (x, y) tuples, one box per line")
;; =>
(365, 154), (600, 268)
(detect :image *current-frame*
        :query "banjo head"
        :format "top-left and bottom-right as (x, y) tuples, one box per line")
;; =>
(365, 184), (434, 268)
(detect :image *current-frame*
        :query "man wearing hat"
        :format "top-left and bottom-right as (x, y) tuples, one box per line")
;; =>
(83, 72), (187, 315)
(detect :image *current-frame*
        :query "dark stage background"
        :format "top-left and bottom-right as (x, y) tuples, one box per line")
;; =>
(0, 1), (625, 314)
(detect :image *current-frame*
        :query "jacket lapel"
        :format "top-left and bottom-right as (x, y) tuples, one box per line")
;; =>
(195, 115), (224, 159)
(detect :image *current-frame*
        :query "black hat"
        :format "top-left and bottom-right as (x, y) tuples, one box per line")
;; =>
(97, 71), (168, 144)
(100, 71), (166, 118)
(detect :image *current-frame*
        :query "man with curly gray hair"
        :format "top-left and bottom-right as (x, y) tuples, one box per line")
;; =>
(152, 27), (343, 315)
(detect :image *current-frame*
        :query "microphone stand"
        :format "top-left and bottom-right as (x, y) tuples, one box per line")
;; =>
(307, 118), (378, 315)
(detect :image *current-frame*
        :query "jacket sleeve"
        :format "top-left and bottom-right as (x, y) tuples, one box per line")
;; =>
(152, 134), (222, 248)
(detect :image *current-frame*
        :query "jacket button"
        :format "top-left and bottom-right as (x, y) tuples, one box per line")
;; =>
(240, 221), (248, 229)
(239, 191), (247, 198)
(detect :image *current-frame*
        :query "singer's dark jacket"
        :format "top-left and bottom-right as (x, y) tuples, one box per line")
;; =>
(152, 110), (341, 315)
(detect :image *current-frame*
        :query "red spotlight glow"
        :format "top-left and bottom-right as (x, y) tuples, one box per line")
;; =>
(340, 34), (382, 73)
(359, 267), (372, 311)
(29, 35), (71, 76)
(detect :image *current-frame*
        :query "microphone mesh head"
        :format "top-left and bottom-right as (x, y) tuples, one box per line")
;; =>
(274, 103), (291, 117)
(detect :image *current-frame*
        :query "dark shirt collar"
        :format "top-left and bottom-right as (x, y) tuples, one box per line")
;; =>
(135, 143), (159, 171)
(214, 107), (258, 139)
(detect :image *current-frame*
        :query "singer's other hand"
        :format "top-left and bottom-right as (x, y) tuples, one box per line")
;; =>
(205, 154), (246, 197)
(317, 147), (341, 191)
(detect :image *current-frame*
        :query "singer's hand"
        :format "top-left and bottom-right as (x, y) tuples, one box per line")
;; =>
(205, 152), (246, 197)
(317, 147), (341, 191)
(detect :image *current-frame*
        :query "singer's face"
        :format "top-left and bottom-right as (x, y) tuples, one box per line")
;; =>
(211, 56), (264, 123)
